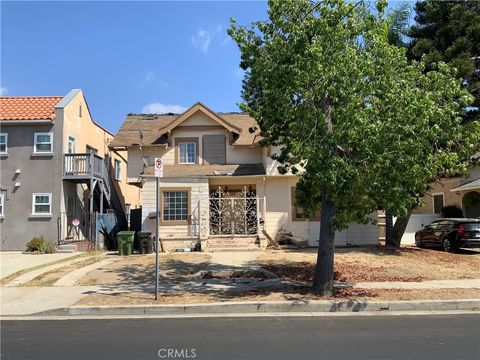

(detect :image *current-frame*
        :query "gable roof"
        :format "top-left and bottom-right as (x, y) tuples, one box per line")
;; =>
(110, 103), (261, 148)
(0, 96), (63, 121)
(161, 102), (241, 133)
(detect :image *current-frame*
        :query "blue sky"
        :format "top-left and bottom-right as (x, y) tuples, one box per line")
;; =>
(1, 1), (269, 132)
(1, 1), (409, 133)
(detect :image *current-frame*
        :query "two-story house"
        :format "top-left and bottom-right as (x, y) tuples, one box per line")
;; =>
(110, 102), (378, 251)
(0, 89), (141, 250)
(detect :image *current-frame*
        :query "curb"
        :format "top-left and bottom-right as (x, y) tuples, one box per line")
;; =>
(24, 299), (480, 317)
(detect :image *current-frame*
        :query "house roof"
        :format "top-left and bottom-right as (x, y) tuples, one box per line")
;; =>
(0, 96), (63, 121)
(143, 164), (266, 177)
(110, 102), (261, 148)
(450, 178), (480, 192)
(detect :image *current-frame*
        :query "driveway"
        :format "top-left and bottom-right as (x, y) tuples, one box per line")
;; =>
(0, 251), (82, 280)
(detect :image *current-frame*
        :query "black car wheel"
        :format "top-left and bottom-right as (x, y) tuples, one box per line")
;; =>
(442, 238), (454, 253)
(415, 234), (424, 248)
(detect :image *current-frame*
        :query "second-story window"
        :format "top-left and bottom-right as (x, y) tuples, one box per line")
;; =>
(114, 159), (121, 180)
(67, 136), (76, 154)
(34, 132), (53, 153)
(0, 133), (7, 154)
(179, 142), (196, 164)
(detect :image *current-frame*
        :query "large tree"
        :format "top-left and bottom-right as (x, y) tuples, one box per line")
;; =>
(229, 0), (475, 295)
(384, 0), (480, 248)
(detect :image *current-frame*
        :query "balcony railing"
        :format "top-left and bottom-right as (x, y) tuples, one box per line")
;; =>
(64, 153), (106, 179)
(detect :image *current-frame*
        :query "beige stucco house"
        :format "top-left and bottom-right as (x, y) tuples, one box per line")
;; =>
(110, 102), (378, 251)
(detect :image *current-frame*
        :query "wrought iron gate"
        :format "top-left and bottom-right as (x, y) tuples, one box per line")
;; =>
(209, 187), (260, 235)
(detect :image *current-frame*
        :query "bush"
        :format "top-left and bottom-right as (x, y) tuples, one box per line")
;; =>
(40, 240), (56, 254)
(26, 237), (45, 252)
(440, 206), (463, 218)
(25, 236), (56, 253)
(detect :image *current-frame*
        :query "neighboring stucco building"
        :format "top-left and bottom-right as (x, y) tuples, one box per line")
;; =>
(0, 89), (141, 250)
(110, 102), (378, 251)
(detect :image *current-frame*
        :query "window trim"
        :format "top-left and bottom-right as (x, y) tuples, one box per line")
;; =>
(31, 193), (52, 216)
(175, 137), (199, 165)
(432, 192), (445, 214)
(114, 159), (121, 180)
(0, 133), (8, 154)
(34, 132), (53, 154)
(291, 187), (321, 222)
(0, 193), (4, 217)
(67, 136), (76, 154)
(160, 187), (191, 225)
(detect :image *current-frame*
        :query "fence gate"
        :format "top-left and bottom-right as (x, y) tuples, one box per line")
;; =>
(209, 187), (261, 235)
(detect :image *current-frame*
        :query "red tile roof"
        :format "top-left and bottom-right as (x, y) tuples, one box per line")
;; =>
(0, 96), (63, 121)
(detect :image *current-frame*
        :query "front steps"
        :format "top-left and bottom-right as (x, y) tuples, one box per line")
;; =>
(204, 237), (262, 252)
(57, 244), (77, 253)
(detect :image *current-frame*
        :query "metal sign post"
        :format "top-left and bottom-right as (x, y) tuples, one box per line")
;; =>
(154, 158), (163, 301)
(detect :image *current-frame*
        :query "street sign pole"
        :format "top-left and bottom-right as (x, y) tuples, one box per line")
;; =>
(155, 176), (159, 301)
(154, 158), (163, 301)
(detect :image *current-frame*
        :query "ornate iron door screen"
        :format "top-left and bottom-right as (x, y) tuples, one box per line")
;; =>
(209, 186), (258, 235)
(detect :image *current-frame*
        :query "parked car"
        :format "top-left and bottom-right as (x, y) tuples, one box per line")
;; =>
(415, 218), (480, 252)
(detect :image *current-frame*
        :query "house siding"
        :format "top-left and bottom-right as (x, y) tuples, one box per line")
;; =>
(0, 122), (64, 250)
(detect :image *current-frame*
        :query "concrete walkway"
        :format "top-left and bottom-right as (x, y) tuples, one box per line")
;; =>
(350, 278), (480, 290)
(207, 251), (262, 270)
(0, 251), (83, 280)
(53, 258), (118, 286)
(5, 256), (91, 287)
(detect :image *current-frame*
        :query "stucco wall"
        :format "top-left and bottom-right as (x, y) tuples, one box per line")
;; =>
(0, 122), (64, 250)
(62, 91), (141, 212)
(412, 177), (462, 215)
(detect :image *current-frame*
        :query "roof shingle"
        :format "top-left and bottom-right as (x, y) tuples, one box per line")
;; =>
(0, 96), (63, 121)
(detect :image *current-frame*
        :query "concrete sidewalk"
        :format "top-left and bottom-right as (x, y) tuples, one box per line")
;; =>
(0, 251), (83, 280)
(1, 278), (479, 316)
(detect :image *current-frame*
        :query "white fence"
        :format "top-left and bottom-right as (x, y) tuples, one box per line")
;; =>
(396, 214), (440, 244)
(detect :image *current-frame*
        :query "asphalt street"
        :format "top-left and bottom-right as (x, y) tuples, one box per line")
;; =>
(1, 314), (479, 360)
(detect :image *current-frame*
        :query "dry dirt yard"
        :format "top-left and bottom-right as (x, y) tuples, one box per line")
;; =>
(77, 252), (210, 286)
(74, 246), (480, 306)
(258, 246), (480, 283)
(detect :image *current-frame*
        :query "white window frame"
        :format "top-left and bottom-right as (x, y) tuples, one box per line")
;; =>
(179, 142), (196, 164)
(0, 133), (7, 154)
(67, 136), (76, 154)
(32, 193), (52, 215)
(432, 192), (445, 214)
(114, 159), (121, 180)
(0, 193), (4, 217)
(34, 132), (53, 153)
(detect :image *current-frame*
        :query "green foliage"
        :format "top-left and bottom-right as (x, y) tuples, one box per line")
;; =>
(440, 205), (463, 218)
(386, 2), (411, 48)
(25, 236), (56, 253)
(26, 237), (44, 252)
(408, 1), (480, 120)
(229, 0), (479, 230)
(40, 240), (56, 254)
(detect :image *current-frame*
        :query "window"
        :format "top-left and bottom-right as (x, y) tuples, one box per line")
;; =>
(433, 193), (444, 214)
(162, 190), (190, 223)
(67, 136), (76, 154)
(114, 159), (121, 180)
(291, 187), (321, 221)
(32, 193), (52, 215)
(34, 132), (53, 153)
(79, 103), (82, 118)
(0, 133), (7, 154)
(0, 193), (4, 216)
(179, 142), (196, 164)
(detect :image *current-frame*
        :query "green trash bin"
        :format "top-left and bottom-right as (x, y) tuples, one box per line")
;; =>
(117, 231), (135, 256)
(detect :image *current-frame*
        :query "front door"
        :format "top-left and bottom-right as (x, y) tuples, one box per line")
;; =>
(209, 186), (258, 235)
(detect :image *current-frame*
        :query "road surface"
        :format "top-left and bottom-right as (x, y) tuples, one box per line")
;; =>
(2, 314), (479, 359)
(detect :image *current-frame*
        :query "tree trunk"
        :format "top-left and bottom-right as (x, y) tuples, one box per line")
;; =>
(311, 187), (336, 296)
(384, 209), (393, 245)
(385, 206), (414, 250)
